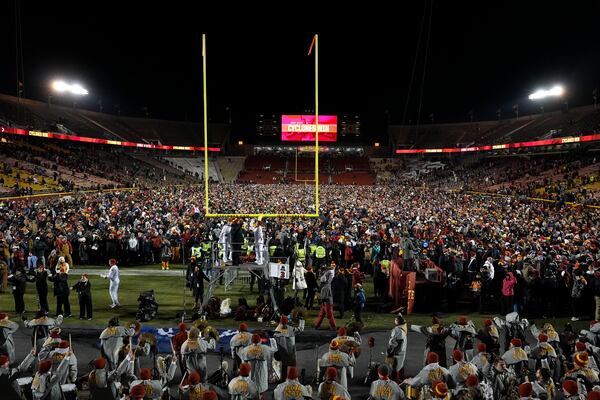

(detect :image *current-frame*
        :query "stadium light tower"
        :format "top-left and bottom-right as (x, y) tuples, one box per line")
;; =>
(528, 85), (564, 100)
(49, 80), (88, 107)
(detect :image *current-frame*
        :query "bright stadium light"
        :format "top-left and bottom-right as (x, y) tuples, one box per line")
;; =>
(52, 80), (70, 93)
(70, 83), (89, 95)
(528, 85), (564, 100)
(51, 80), (88, 96)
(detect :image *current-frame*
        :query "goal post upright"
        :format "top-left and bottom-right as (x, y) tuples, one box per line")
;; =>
(203, 33), (320, 219)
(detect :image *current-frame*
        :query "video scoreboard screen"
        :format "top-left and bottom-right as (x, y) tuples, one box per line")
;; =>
(281, 115), (337, 142)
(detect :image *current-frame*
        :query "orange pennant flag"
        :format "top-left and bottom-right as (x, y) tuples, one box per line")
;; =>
(308, 34), (316, 56)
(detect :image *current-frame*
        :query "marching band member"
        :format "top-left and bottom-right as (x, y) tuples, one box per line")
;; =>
(0, 312), (19, 362)
(228, 362), (260, 400)
(410, 317), (451, 367)
(494, 312), (529, 352)
(172, 323), (189, 373)
(31, 356), (72, 400)
(448, 349), (477, 387)
(471, 342), (492, 376)
(88, 355), (134, 400)
(574, 341), (600, 372)
(501, 338), (529, 376)
(239, 333), (278, 396)
(449, 316), (477, 360)
(130, 357), (177, 400)
(476, 319), (500, 357)
(99, 317), (136, 370)
(368, 364), (404, 400)
(229, 323), (252, 373)
(127, 384), (146, 400)
(402, 352), (451, 390)
(273, 315), (305, 382)
(562, 379), (585, 400)
(274, 366), (312, 400)
(24, 311), (63, 348)
(317, 367), (351, 400)
(0, 347), (36, 398)
(386, 313), (407, 381)
(517, 382), (536, 400)
(320, 339), (355, 389)
(38, 339), (77, 384)
(335, 326), (361, 380)
(564, 351), (600, 387)
(529, 333), (559, 381)
(180, 327), (216, 379)
(453, 374), (486, 400)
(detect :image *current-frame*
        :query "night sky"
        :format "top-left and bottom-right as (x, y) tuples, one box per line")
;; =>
(1, 1), (599, 143)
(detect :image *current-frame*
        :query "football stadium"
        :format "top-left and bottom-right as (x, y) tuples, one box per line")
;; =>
(1, 2), (600, 399)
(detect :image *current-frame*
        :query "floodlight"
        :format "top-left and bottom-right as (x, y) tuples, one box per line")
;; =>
(51, 80), (88, 96)
(52, 80), (70, 92)
(529, 85), (564, 100)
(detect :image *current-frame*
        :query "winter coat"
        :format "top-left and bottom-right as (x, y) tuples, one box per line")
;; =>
(501, 272), (517, 297)
(292, 265), (307, 290)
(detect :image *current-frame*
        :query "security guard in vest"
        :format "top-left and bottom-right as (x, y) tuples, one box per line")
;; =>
(309, 243), (317, 259)
(200, 236), (212, 259)
(190, 245), (202, 261)
(314, 241), (327, 271)
(295, 241), (306, 266)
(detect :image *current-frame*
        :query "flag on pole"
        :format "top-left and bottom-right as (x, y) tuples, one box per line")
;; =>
(308, 34), (316, 56)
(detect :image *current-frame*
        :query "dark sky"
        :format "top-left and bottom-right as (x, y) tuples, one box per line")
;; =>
(1, 1), (599, 143)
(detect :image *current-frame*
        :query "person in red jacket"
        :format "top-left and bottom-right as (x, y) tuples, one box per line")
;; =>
(501, 271), (517, 315)
(351, 263), (364, 287)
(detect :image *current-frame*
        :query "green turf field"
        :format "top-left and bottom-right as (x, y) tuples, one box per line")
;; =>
(0, 263), (588, 332)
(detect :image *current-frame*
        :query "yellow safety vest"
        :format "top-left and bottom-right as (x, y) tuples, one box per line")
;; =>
(191, 246), (202, 258)
(269, 246), (277, 256)
(309, 244), (317, 255)
(315, 246), (326, 259)
(295, 244), (306, 259)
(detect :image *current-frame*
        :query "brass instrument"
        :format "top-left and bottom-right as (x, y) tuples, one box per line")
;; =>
(340, 339), (361, 358)
(192, 319), (208, 331)
(138, 332), (157, 351)
(128, 321), (142, 336)
(203, 326), (220, 342)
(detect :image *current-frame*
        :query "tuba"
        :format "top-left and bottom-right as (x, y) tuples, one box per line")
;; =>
(203, 326), (220, 343)
(138, 332), (158, 353)
(128, 321), (142, 336)
(192, 319), (209, 331)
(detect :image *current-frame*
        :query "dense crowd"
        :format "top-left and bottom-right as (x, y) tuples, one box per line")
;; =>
(0, 182), (599, 321)
(0, 167), (598, 398)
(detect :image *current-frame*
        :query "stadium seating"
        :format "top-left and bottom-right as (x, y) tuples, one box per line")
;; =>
(391, 105), (600, 148)
(215, 156), (246, 183)
(163, 157), (221, 181)
(0, 93), (229, 147)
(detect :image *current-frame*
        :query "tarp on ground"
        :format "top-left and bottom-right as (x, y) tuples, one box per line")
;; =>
(135, 326), (273, 354)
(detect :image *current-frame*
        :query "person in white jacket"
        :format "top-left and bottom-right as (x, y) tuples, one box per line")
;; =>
(253, 220), (265, 265)
(219, 221), (232, 263)
(101, 259), (120, 308)
(292, 261), (307, 301)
